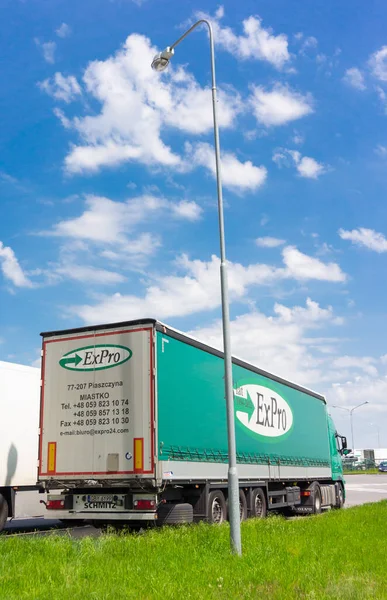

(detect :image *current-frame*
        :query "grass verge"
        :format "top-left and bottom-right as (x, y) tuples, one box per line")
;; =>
(1, 502), (387, 600)
(344, 469), (381, 475)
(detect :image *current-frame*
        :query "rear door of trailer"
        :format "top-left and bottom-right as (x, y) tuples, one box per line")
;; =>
(38, 324), (155, 482)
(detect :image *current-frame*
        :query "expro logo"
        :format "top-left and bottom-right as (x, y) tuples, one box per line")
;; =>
(234, 383), (293, 438)
(59, 344), (132, 371)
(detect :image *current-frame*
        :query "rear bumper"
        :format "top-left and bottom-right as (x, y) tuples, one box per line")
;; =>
(48, 511), (158, 521)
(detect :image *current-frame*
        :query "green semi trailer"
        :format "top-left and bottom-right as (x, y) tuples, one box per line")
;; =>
(38, 318), (347, 526)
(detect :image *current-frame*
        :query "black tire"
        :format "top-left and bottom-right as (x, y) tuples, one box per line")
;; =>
(226, 490), (248, 522)
(251, 488), (267, 519)
(239, 490), (248, 522)
(0, 494), (8, 532)
(334, 483), (344, 509)
(311, 483), (322, 515)
(157, 502), (193, 526)
(207, 491), (227, 525)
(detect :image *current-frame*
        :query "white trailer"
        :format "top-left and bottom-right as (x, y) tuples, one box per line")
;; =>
(0, 361), (43, 530)
(374, 449), (387, 464)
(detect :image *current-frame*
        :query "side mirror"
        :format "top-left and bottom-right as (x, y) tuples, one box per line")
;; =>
(336, 434), (348, 455)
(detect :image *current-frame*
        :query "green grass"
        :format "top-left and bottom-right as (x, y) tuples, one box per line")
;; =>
(1, 502), (387, 599)
(344, 469), (380, 475)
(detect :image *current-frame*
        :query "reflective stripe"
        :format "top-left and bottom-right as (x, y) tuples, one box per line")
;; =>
(134, 438), (144, 472)
(47, 442), (57, 473)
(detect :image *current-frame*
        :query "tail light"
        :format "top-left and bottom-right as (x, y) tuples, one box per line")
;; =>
(301, 491), (311, 497)
(46, 499), (65, 510)
(133, 499), (156, 510)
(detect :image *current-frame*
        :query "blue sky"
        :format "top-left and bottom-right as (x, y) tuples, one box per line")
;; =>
(1, 0), (387, 448)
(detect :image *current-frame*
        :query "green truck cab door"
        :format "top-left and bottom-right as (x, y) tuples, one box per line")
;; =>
(327, 414), (344, 482)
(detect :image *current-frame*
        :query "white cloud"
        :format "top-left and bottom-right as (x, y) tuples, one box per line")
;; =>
(69, 244), (346, 324)
(100, 233), (160, 261)
(197, 8), (290, 70)
(330, 376), (387, 414)
(39, 73), (82, 103)
(272, 149), (288, 166)
(299, 36), (318, 56)
(65, 141), (153, 174)
(171, 200), (202, 221)
(375, 144), (387, 157)
(0, 242), (33, 288)
(376, 86), (387, 113)
(35, 39), (56, 64)
(274, 297), (342, 326)
(294, 155), (325, 179)
(338, 227), (387, 252)
(41, 193), (202, 275)
(292, 131), (304, 145)
(57, 33), (241, 175)
(47, 194), (202, 244)
(332, 356), (378, 377)
(343, 67), (366, 91)
(56, 23), (71, 38)
(55, 264), (126, 285)
(161, 76), (242, 135)
(187, 142), (267, 192)
(256, 236), (285, 248)
(70, 254), (284, 323)
(273, 148), (326, 179)
(282, 246), (347, 282)
(188, 298), (342, 387)
(53, 108), (72, 128)
(249, 84), (313, 127)
(369, 46), (387, 82)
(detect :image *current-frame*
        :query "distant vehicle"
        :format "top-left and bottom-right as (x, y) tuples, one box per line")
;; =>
(356, 459), (376, 470)
(0, 361), (43, 531)
(378, 461), (387, 473)
(342, 456), (358, 470)
(37, 318), (348, 527)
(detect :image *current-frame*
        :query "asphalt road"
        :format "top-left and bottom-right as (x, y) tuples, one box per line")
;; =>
(344, 473), (387, 507)
(3, 474), (387, 536)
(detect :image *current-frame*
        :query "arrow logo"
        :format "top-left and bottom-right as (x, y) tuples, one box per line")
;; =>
(59, 353), (82, 368)
(234, 390), (255, 422)
(59, 344), (132, 371)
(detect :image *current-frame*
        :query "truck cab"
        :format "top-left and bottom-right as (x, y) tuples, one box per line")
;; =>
(327, 413), (347, 483)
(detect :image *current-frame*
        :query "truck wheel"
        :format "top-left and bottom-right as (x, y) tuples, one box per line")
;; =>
(239, 490), (248, 522)
(157, 502), (193, 526)
(334, 483), (344, 509)
(207, 491), (226, 524)
(251, 488), (267, 519)
(0, 494), (8, 532)
(226, 490), (248, 522)
(311, 483), (322, 515)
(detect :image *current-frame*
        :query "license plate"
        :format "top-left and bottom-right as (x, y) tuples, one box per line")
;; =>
(88, 494), (114, 502)
(74, 494), (125, 511)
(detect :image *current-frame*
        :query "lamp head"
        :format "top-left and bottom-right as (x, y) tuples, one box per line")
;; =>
(151, 47), (174, 72)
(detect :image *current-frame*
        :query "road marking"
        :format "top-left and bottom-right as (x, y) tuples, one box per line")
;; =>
(345, 486), (387, 494)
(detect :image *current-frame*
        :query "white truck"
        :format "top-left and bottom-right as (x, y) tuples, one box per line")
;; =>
(0, 361), (43, 531)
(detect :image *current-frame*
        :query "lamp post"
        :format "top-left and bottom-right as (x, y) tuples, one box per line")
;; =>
(151, 20), (242, 556)
(331, 402), (369, 450)
(369, 423), (381, 449)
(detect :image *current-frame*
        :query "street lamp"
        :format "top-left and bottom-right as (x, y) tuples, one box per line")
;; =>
(331, 402), (369, 450)
(369, 423), (381, 449)
(151, 20), (242, 556)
